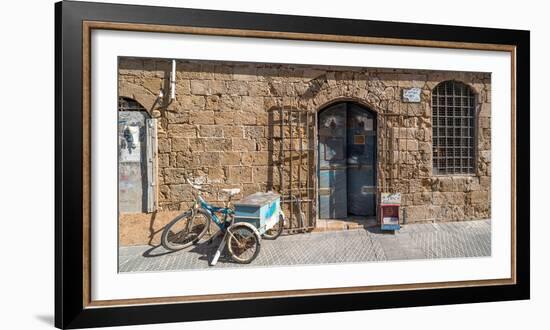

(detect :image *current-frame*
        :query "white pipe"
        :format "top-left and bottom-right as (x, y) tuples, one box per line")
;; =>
(170, 59), (176, 101)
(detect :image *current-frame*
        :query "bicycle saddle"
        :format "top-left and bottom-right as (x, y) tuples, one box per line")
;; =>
(221, 188), (240, 196)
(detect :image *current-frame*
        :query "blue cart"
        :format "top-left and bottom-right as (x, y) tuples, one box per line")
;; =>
(234, 192), (282, 235)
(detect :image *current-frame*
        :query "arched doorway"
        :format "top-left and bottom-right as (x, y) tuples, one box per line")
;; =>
(318, 102), (377, 219)
(118, 97), (157, 213)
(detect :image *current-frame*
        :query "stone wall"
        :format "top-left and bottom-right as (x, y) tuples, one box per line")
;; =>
(118, 58), (491, 224)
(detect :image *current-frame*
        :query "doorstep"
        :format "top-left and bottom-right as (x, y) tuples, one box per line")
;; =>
(313, 217), (378, 232)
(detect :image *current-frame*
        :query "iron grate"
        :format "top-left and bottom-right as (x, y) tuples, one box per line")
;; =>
(432, 81), (476, 175)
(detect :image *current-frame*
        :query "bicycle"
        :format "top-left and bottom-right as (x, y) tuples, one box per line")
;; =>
(161, 179), (279, 265)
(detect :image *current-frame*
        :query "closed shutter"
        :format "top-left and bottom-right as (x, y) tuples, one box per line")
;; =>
(145, 118), (157, 212)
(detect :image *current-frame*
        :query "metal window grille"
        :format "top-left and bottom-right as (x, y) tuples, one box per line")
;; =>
(432, 81), (475, 175)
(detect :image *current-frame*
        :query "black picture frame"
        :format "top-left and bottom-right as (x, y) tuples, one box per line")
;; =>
(55, 1), (530, 328)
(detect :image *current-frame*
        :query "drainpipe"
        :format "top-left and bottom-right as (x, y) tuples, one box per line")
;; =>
(170, 59), (176, 101)
(154, 60), (176, 106)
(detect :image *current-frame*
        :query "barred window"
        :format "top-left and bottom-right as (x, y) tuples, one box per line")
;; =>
(432, 81), (475, 175)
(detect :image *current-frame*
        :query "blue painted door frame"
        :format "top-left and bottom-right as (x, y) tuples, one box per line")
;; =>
(318, 102), (377, 219)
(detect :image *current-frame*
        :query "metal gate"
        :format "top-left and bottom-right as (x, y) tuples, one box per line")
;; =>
(268, 104), (316, 233)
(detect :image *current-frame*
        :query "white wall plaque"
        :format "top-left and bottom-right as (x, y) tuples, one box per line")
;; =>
(402, 87), (422, 103)
(381, 192), (401, 205)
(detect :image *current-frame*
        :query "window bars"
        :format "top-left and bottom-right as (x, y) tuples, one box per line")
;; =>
(432, 81), (476, 175)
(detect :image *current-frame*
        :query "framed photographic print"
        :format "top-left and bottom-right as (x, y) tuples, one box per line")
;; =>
(55, 0), (530, 328)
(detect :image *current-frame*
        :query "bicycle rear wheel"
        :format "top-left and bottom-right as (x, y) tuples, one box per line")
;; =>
(226, 224), (260, 264)
(161, 209), (211, 251)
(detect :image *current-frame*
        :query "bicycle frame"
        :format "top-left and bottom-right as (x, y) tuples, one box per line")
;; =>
(193, 193), (234, 232)
(180, 183), (264, 266)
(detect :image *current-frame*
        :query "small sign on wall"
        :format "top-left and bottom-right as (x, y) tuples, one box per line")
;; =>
(381, 192), (401, 205)
(353, 135), (365, 145)
(402, 87), (422, 103)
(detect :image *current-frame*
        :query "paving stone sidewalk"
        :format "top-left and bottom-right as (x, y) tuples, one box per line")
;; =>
(118, 219), (491, 272)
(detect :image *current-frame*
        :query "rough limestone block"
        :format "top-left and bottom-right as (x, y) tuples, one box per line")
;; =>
(166, 124), (196, 137)
(213, 111), (235, 125)
(228, 166), (253, 184)
(204, 138), (232, 152)
(207, 167), (226, 183)
(164, 168), (187, 184)
(232, 138), (256, 151)
(221, 152), (241, 166)
(187, 138), (206, 152)
(178, 95), (206, 111)
(157, 138), (171, 153)
(165, 111), (190, 124)
(168, 184), (194, 201)
(198, 152), (221, 166)
(189, 111), (215, 125)
(252, 166), (269, 182)
(198, 125), (224, 138)
(171, 138), (188, 152)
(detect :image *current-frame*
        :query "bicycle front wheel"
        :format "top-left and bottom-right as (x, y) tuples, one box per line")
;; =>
(226, 224), (260, 264)
(161, 209), (211, 251)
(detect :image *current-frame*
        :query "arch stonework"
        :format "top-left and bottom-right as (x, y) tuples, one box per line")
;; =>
(119, 82), (158, 115)
(308, 78), (399, 206)
(315, 96), (380, 115)
(304, 73), (391, 116)
(432, 79), (479, 97)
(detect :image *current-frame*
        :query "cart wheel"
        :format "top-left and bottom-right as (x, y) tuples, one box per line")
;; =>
(226, 224), (261, 264)
(262, 214), (284, 240)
